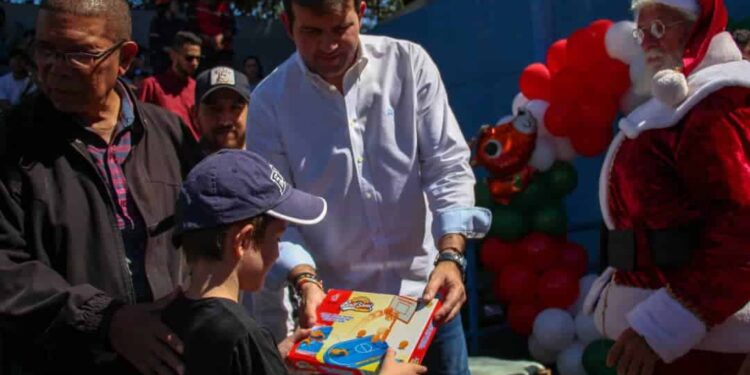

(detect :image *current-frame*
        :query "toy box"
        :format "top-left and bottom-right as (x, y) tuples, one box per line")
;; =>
(288, 289), (442, 375)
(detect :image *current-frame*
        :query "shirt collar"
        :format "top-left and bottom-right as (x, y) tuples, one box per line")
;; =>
(74, 81), (135, 141)
(295, 40), (370, 91)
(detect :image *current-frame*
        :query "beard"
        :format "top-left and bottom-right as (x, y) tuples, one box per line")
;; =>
(631, 49), (684, 96)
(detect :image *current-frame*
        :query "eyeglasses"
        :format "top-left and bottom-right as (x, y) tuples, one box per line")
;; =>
(632, 20), (689, 45)
(33, 40), (127, 70)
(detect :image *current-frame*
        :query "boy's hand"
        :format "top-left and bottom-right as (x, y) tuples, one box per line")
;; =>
(109, 290), (184, 375)
(379, 349), (427, 375)
(278, 328), (311, 359)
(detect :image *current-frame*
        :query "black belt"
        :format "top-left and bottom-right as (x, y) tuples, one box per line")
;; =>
(603, 224), (699, 271)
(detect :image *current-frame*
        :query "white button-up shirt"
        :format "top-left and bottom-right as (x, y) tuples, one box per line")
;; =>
(247, 35), (490, 298)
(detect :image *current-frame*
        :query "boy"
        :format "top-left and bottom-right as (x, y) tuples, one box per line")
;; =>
(166, 149), (427, 374)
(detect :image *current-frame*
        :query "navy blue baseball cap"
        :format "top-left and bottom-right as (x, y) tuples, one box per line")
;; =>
(174, 150), (327, 244)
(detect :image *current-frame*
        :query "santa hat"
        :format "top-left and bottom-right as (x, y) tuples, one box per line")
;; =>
(632, 0), (729, 106)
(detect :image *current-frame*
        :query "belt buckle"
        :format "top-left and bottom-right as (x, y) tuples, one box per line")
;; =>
(607, 229), (636, 271)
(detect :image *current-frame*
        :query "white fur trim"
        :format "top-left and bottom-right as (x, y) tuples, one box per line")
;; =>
(693, 32), (745, 74)
(619, 33), (750, 138)
(652, 69), (689, 107)
(598, 132), (626, 229)
(632, 0), (700, 18)
(627, 289), (707, 363)
(582, 267), (615, 315)
(592, 283), (750, 361)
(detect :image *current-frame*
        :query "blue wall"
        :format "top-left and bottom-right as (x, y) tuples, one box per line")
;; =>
(372, 0), (750, 267)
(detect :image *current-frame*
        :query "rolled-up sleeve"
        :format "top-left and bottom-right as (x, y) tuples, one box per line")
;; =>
(411, 44), (491, 241)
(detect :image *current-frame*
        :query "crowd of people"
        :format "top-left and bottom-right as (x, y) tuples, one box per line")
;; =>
(0, 0), (750, 375)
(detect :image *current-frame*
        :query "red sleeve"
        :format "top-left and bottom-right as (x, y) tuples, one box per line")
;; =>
(138, 77), (156, 103)
(670, 87), (750, 325)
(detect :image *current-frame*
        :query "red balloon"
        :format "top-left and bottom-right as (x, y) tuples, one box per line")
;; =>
(507, 301), (542, 336)
(551, 67), (586, 104)
(537, 268), (580, 309)
(544, 103), (580, 137)
(587, 59), (631, 98)
(519, 63), (552, 101)
(578, 95), (618, 129)
(589, 19), (614, 38)
(519, 232), (561, 272)
(493, 264), (538, 304)
(546, 39), (568, 75)
(559, 241), (589, 277)
(480, 237), (519, 273)
(566, 26), (608, 69)
(570, 125), (612, 157)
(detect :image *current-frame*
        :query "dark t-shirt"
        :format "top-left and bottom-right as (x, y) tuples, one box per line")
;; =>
(162, 294), (289, 375)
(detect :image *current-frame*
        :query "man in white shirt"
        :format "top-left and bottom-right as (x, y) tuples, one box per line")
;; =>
(246, 1), (491, 373)
(0, 49), (35, 111)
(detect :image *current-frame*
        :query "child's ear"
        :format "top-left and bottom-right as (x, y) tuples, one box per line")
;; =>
(233, 223), (256, 258)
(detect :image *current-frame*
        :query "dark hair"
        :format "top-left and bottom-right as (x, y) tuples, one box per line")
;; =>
(40, 0), (132, 42)
(181, 214), (273, 263)
(172, 30), (202, 50)
(282, 0), (358, 25)
(733, 29), (750, 49)
(8, 49), (29, 62)
(242, 55), (264, 79)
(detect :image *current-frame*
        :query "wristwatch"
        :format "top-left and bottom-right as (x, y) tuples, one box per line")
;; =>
(434, 249), (467, 278)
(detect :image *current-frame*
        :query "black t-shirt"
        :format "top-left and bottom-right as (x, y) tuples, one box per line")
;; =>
(162, 294), (289, 375)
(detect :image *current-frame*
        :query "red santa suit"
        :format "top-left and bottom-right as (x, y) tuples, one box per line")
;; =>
(583, 0), (750, 373)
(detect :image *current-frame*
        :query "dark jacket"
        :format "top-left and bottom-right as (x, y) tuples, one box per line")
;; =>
(0, 84), (202, 374)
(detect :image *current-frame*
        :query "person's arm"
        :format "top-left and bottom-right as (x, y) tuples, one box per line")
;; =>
(624, 88), (750, 363)
(246, 93), (322, 326)
(0, 162), (120, 361)
(409, 44), (491, 323)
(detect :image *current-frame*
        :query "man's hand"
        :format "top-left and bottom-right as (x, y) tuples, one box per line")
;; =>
(378, 349), (427, 375)
(109, 290), (184, 375)
(422, 261), (466, 325)
(277, 328), (311, 359)
(607, 328), (661, 375)
(298, 282), (326, 328)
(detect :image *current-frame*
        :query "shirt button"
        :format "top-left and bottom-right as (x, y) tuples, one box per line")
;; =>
(357, 157), (364, 164)
(329, 85), (337, 91)
(366, 193), (373, 199)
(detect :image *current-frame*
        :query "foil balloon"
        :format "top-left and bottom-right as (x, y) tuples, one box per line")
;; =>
(471, 111), (538, 204)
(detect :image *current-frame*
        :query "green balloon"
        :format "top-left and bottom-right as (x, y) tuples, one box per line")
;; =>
(475, 179), (494, 209)
(546, 161), (578, 198)
(531, 203), (567, 235)
(509, 175), (550, 212)
(582, 339), (617, 375)
(490, 206), (529, 241)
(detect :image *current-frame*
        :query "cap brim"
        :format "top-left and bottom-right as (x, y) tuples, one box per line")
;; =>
(200, 85), (250, 103)
(267, 189), (327, 225)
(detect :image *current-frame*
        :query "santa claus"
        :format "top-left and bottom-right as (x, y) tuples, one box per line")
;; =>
(582, 0), (750, 374)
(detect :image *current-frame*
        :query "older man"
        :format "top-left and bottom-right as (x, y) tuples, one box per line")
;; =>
(583, 0), (750, 374)
(0, 0), (201, 374)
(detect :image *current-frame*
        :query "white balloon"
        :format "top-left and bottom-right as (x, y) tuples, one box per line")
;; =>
(605, 21), (641, 64)
(553, 136), (578, 161)
(528, 335), (559, 365)
(532, 309), (576, 352)
(525, 100), (549, 128)
(569, 274), (599, 314)
(512, 92), (530, 116)
(530, 136), (556, 171)
(556, 341), (587, 375)
(575, 312), (603, 345)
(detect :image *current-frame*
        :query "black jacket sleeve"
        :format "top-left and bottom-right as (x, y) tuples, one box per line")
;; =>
(0, 108), (118, 363)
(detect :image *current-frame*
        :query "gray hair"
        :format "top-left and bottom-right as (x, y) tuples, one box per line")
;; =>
(40, 0), (132, 41)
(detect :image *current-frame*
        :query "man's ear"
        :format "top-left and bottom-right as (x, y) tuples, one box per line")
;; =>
(118, 41), (139, 76)
(280, 11), (293, 39)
